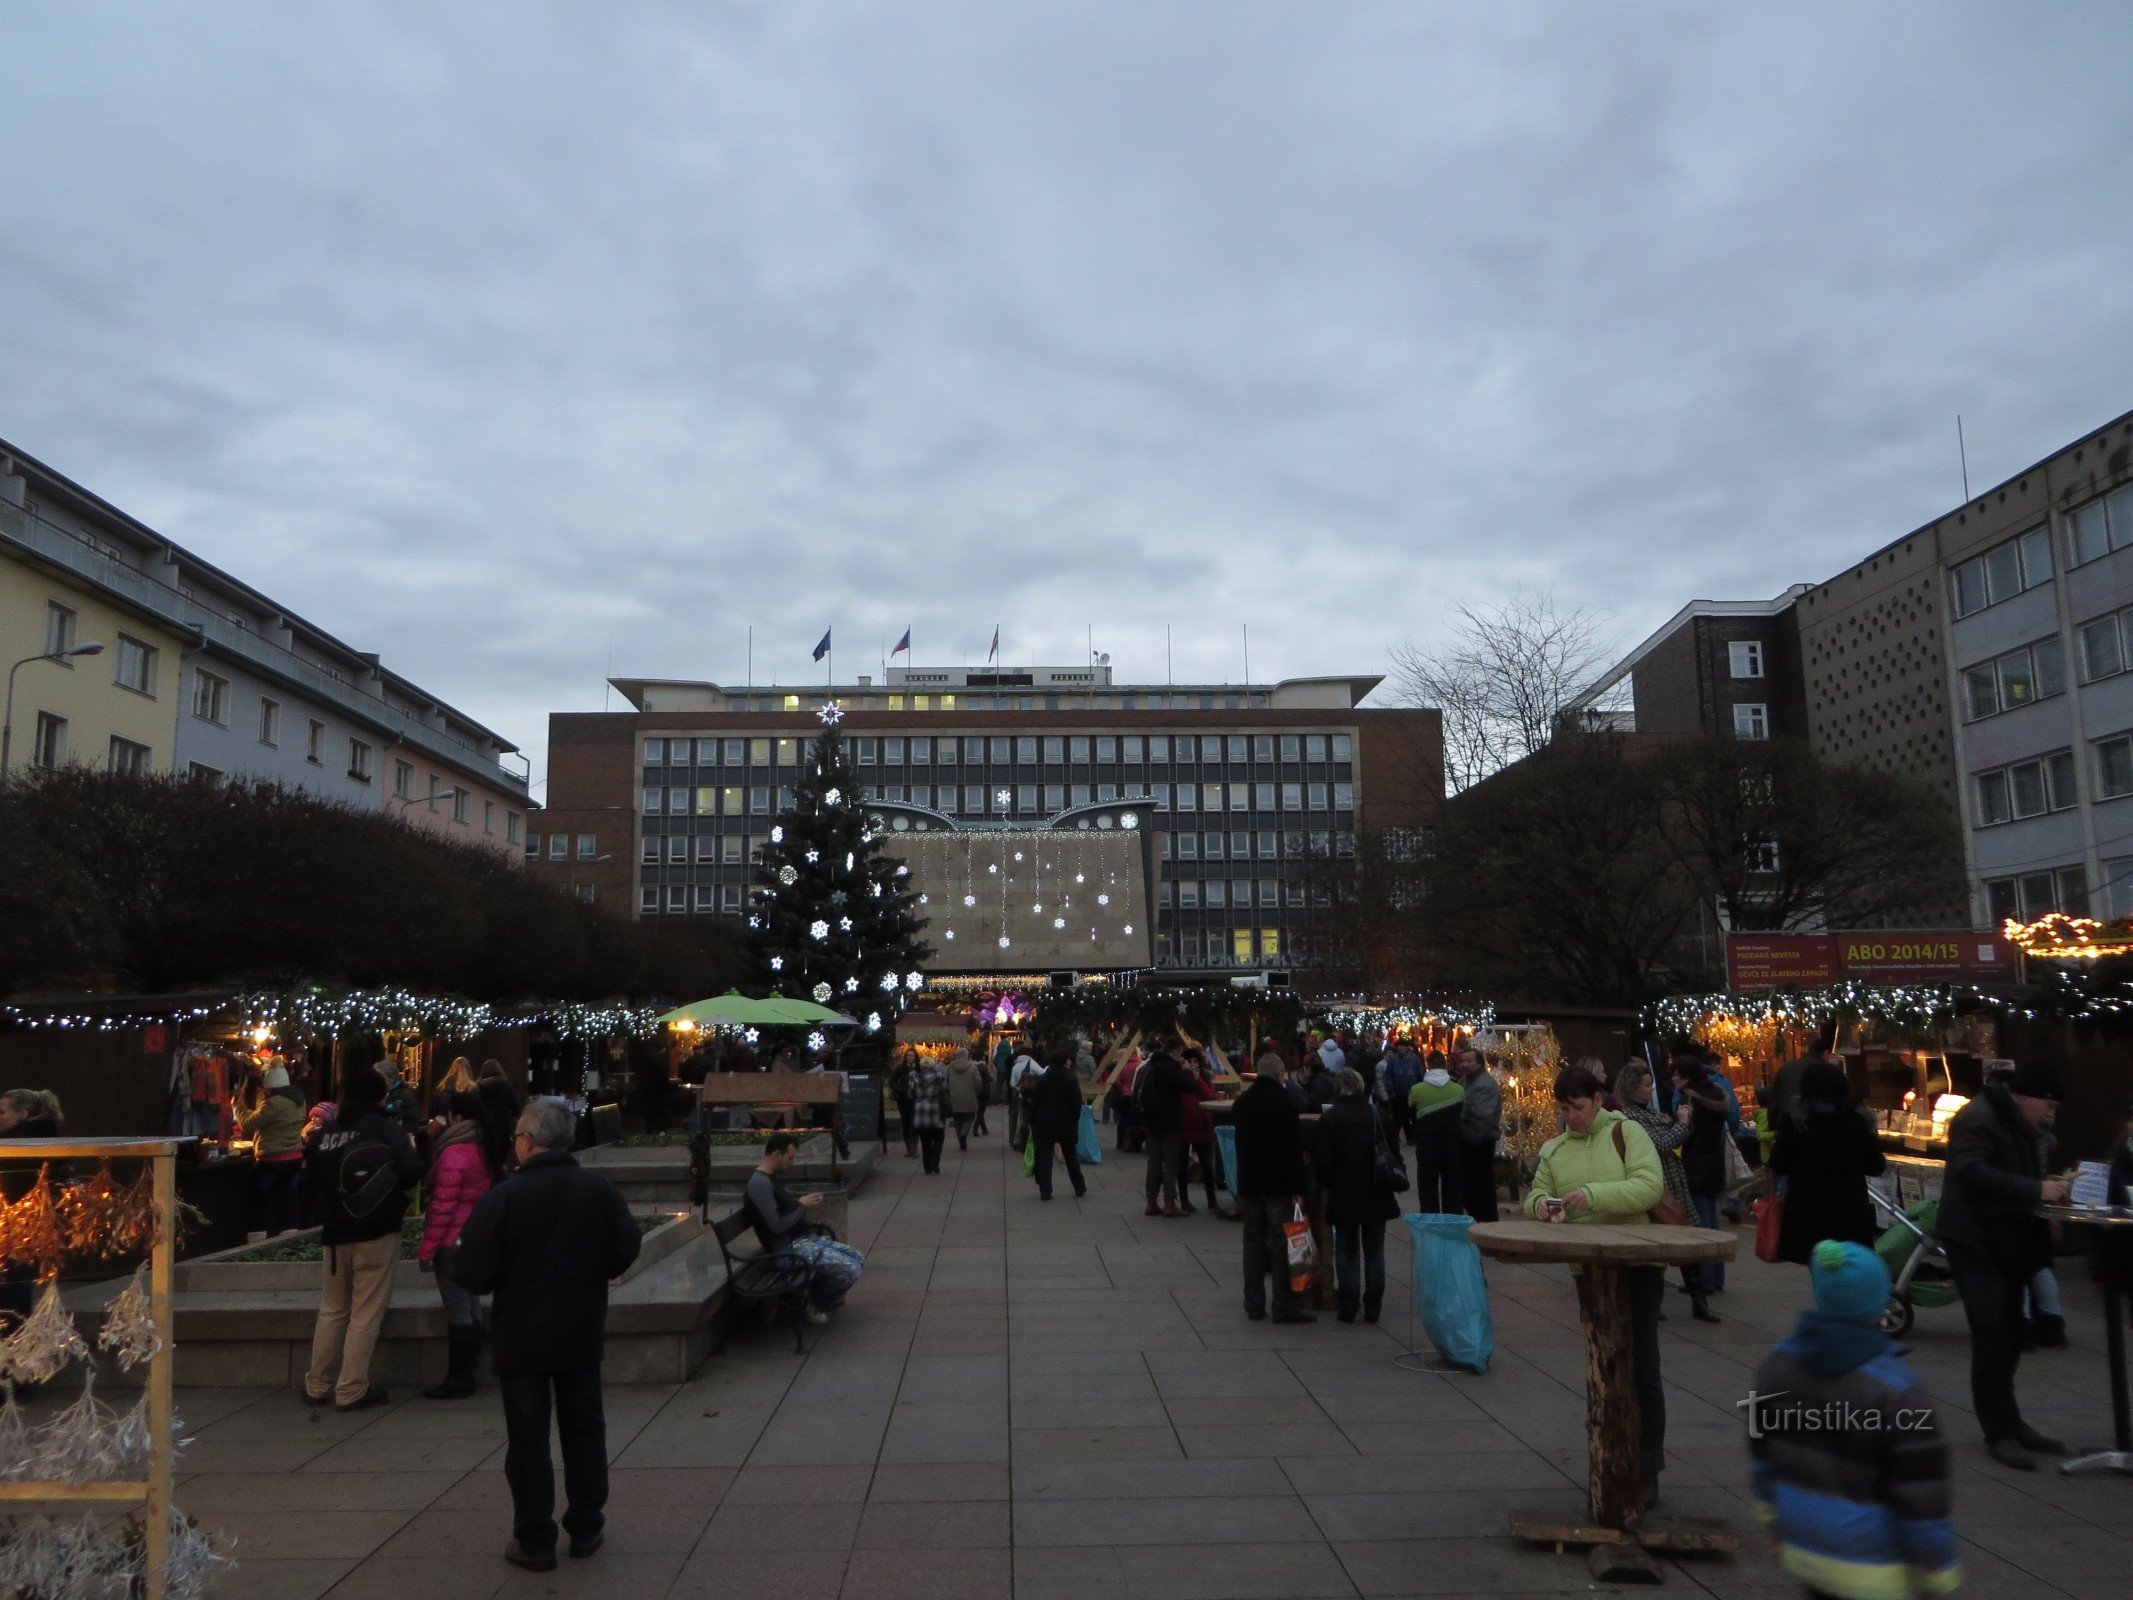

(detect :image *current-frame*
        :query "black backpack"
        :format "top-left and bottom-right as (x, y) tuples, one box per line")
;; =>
(318, 1119), (403, 1231)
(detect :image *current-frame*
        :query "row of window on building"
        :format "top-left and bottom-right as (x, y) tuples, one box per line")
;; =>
(707, 690), (1272, 715)
(1948, 482), (2133, 620)
(1959, 605), (2133, 724)
(1983, 860), (2133, 926)
(643, 780), (1354, 817)
(1972, 733), (2133, 827)
(641, 732), (1356, 769)
(629, 828), (1355, 869)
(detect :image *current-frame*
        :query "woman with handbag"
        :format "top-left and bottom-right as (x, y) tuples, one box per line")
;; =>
(1673, 1059), (1734, 1295)
(419, 1090), (507, 1399)
(1769, 1061), (1886, 1265)
(1311, 1069), (1403, 1324)
(1618, 1062), (1717, 1323)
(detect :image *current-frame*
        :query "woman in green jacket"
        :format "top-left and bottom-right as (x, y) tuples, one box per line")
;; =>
(1524, 1061), (1671, 1508)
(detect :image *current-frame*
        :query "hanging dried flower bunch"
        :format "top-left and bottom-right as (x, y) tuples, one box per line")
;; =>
(95, 1265), (162, 1369)
(0, 1279), (91, 1386)
(0, 1163), (69, 1279)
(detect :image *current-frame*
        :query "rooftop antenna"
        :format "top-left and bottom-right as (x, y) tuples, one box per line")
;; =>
(1957, 414), (1971, 502)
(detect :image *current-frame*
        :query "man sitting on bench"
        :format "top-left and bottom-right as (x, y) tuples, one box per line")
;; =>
(743, 1133), (865, 1325)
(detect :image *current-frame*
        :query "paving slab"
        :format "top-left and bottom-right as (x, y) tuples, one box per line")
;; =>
(157, 1129), (2133, 1600)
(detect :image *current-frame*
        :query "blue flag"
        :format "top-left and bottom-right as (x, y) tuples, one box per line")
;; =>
(812, 628), (832, 662)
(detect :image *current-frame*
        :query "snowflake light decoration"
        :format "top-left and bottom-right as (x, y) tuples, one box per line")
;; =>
(1097, 893), (1110, 906)
(880, 973), (899, 991)
(964, 894), (977, 907)
(812, 982), (833, 1003)
(1053, 917), (1066, 929)
(824, 787), (842, 806)
(866, 1011), (882, 1033)
(809, 920), (830, 941)
(838, 977), (855, 992)
(905, 971), (923, 990)
(997, 935), (1011, 948)
(816, 702), (845, 724)
(778, 865), (798, 885)
(807, 1030), (827, 1052)
(770, 825), (784, 843)
(995, 789), (1010, 807)
(1032, 903), (1043, 914)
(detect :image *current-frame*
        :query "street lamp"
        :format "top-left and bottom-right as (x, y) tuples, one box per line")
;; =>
(3, 642), (107, 773)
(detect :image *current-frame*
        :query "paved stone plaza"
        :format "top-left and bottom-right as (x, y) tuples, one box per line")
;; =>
(184, 1133), (2132, 1600)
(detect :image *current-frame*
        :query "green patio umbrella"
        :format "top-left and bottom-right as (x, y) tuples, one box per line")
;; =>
(658, 991), (799, 1028)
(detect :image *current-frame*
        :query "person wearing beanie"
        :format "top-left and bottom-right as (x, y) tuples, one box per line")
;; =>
(300, 1063), (421, 1412)
(1748, 1240), (1959, 1599)
(239, 1062), (308, 1239)
(1935, 1060), (2072, 1469)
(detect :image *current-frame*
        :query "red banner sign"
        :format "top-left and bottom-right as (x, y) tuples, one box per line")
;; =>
(1726, 935), (1839, 992)
(1726, 930), (2017, 991)
(1834, 931), (2016, 981)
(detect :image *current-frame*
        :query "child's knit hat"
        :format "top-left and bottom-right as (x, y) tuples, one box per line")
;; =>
(1810, 1239), (1891, 1321)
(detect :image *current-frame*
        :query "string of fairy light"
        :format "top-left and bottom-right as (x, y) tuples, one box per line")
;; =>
(0, 990), (666, 1040)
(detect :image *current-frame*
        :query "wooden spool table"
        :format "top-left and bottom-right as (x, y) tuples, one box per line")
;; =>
(1469, 1219), (1739, 1585)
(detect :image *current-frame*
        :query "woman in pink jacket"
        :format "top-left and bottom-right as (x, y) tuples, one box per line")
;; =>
(420, 1091), (505, 1399)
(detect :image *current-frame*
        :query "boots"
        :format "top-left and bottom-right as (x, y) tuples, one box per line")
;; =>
(1689, 1287), (1720, 1324)
(423, 1324), (481, 1400)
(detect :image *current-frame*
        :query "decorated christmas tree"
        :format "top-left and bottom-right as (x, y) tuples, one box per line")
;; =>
(745, 712), (932, 1038)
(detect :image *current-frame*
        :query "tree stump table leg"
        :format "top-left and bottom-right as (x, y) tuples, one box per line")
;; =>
(1579, 1263), (1642, 1534)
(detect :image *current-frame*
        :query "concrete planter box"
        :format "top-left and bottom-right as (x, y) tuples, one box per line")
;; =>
(172, 1209), (698, 1293)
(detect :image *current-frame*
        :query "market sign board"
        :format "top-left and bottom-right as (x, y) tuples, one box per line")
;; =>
(1726, 930), (2017, 991)
(1836, 930), (2016, 982)
(1725, 935), (1839, 992)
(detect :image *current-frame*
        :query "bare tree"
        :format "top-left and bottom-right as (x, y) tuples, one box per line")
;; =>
(1388, 590), (1612, 792)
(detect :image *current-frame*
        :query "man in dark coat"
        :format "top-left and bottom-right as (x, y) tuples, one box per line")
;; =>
(1136, 1041), (1195, 1218)
(455, 1096), (643, 1569)
(1029, 1053), (1088, 1201)
(1935, 1062), (2071, 1470)
(1232, 1057), (1315, 1324)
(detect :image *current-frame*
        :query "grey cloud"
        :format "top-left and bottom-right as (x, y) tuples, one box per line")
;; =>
(3, 2), (2129, 782)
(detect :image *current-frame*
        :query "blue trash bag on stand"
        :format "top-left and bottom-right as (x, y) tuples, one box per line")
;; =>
(1402, 1212), (1493, 1374)
(1214, 1126), (1238, 1195)
(1076, 1104), (1103, 1166)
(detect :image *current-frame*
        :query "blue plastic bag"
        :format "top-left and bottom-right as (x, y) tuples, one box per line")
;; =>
(1076, 1104), (1103, 1165)
(1403, 1212), (1493, 1374)
(1214, 1126), (1238, 1195)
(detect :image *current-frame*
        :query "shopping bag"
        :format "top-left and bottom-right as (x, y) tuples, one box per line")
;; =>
(1214, 1126), (1238, 1195)
(1404, 1212), (1494, 1374)
(1076, 1104), (1103, 1166)
(1022, 1135), (1038, 1179)
(1753, 1191), (1785, 1263)
(1722, 1133), (1755, 1193)
(1284, 1201), (1318, 1294)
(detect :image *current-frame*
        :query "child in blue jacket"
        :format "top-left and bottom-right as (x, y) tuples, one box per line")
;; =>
(1747, 1240), (1959, 1598)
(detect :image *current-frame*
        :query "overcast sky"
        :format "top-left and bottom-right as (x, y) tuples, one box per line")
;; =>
(5, 3), (2130, 786)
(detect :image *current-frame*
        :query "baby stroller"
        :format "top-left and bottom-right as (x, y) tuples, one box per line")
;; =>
(1869, 1189), (1960, 1337)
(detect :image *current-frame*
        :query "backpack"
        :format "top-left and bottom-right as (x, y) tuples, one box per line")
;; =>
(318, 1119), (403, 1232)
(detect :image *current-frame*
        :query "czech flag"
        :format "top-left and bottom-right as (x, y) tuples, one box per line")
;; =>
(893, 629), (911, 656)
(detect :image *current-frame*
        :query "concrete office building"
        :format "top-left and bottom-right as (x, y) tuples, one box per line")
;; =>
(0, 440), (532, 851)
(1570, 404), (2133, 931)
(531, 663), (1441, 981)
